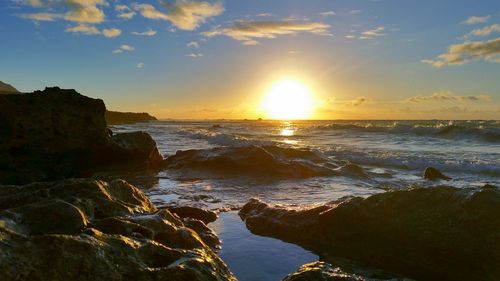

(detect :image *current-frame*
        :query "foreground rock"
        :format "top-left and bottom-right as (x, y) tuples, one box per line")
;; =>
(164, 145), (363, 179)
(105, 110), (157, 125)
(240, 186), (500, 281)
(0, 87), (163, 184)
(0, 178), (235, 281)
(283, 262), (365, 281)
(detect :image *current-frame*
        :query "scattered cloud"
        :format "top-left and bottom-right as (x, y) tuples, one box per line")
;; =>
(463, 15), (490, 25)
(66, 24), (100, 35)
(422, 37), (500, 67)
(113, 44), (135, 53)
(136, 62), (145, 69)
(468, 23), (500, 37)
(359, 26), (385, 39)
(131, 29), (157, 36)
(186, 53), (203, 58)
(320, 11), (335, 17)
(134, 0), (224, 31)
(115, 4), (135, 20)
(187, 41), (199, 48)
(202, 20), (331, 45)
(256, 13), (273, 17)
(348, 9), (362, 15)
(102, 28), (121, 38)
(20, 12), (61, 21)
(350, 96), (372, 106)
(407, 91), (490, 103)
(345, 35), (356, 39)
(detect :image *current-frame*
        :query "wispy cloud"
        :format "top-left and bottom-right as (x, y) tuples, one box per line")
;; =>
(18, 0), (106, 24)
(422, 37), (500, 67)
(115, 4), (135, 20)
(320, 11), (335, 17)
(462, 15), (490, 25)
(348, 9), (362, 15)
(186, 53), (203, 58)
(187, 41), (199, 48)
(407, 91), (490, 103)
(134, 0), (224, 31)
(113, 44), (135, 53)
(350, 96), (372, 106)
(136, 62), (145, 69)
(468, 23), (500, 37)
(202, 20), (331, 45)
(359, 26), (385, 39)
(131, 29), (157, 36)
(65, 24), (121, 37)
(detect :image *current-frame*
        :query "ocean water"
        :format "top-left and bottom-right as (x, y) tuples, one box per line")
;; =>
(111, 119), (499, 280)
(113, 120), (500, 209)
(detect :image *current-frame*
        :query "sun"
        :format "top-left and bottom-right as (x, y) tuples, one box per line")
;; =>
(261, 79), (315, 120)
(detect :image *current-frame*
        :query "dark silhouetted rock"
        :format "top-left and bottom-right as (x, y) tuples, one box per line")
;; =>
(240, 186), (500, 281)
(0, 178), (236, 281)
(0, 87), (163, 184)
(105, 110), (157, 125)
(168, 206), (218, 224)
(283, 262), (364, 281)
(423, 167), (451, 180)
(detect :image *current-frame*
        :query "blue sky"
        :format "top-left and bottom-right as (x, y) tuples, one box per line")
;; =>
(1, 0), (499, 119)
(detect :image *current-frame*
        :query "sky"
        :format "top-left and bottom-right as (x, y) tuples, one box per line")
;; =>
(1, 0), (500, 119)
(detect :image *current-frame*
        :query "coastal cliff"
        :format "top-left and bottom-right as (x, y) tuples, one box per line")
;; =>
(106, 110), (157, 125)
(0, 81), (20, 95)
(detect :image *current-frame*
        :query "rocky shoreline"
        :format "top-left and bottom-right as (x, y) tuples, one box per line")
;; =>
(1, 86), (499, 281)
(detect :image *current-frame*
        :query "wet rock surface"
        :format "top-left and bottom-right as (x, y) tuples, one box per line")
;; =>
(282, 262), (365, 281)
(240, 186), (500, 281)
(0, 178), (236, 281)
(164, 145), (346, 179)
(423, 167), (451, 180)
(0, 87), (163, 184)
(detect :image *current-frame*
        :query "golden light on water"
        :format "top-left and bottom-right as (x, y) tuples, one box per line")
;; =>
(261, 79), (315, 120)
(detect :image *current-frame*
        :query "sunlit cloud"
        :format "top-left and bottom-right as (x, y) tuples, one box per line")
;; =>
(113, 44), (135, 53)
(422, 37), (500, 67)
(187, 41), (199, 48)
(18, 0), (106, 24)
(102, 28), (121, 38)
(131, 29), (157, 36)
(468, 24), (500, 37)
(202, 20), (331, 45)
(66, 23), (100, 35)
(359, 26), (385, 39)
(256, 13), (273, 17)
(134, 0), (224, 31)
(136, 62), (145, 69)
(115, 4), (135, 20)
(20, 12), (61, 21)
(407, 91), (491, 103)
(350, 96), (372, 106)
(462, 15), (490, 25)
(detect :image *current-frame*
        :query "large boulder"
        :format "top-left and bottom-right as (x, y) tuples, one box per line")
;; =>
(240, 186), (500, 281)
(0, 178), (236, 281)
(0, 87), (163, 184)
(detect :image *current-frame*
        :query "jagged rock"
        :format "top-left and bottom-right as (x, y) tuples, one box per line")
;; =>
(283, 262), (365, 281)
(0, 178), (236, 281)
(423, 167), (451, 180)
(0, 87), (163, 184)
(168, 206), (218, 224)
(240, 186), (500, 281)
(105, 110), (157, 125)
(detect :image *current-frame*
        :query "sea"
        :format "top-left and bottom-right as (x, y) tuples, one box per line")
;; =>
(112, 119), (500, 281)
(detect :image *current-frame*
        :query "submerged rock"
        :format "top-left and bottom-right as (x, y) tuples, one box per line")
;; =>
(423, 167), (451, 180)
(283, 262), (365, 281)
(240, 186), (500, 281)
(164, 145), (337, 179)
(0, 87), (163, 184)
(0, 178), (236, 281)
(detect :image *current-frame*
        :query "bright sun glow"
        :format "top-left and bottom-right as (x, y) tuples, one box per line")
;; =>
(262, 79), (314, 120)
